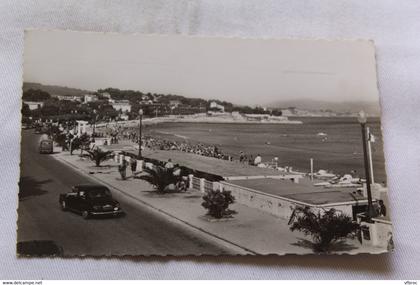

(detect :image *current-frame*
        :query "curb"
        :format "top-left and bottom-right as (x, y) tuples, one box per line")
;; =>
(52, 153), (257, 255)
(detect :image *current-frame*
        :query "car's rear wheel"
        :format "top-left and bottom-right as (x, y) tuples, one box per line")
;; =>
(82, 211), (90, 219)
(61, 201), (67, 211)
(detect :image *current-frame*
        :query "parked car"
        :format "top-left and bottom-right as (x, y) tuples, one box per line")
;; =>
(39, 139), (53, 154)
(59, 184), (123, 219)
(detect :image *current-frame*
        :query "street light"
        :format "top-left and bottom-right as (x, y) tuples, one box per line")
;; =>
(92, 109), (97, 136)
(358, 110), (375, 221)
(138, 108), (143, 159)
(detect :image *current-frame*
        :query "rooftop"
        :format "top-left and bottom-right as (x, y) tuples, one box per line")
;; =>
(225, 177), (367, 206)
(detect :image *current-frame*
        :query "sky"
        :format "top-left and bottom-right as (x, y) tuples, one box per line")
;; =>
(23, 30), (379, 106)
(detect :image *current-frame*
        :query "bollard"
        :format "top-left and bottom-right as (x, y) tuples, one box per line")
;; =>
(188, 174), (194, 189)
(136, 160), (143, 172)
(199, 178), (205, 193)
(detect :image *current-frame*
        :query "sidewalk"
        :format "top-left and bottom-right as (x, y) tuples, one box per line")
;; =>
(52, 150), (384, 255)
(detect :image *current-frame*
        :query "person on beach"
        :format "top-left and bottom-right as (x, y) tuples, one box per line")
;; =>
(254, 154), (262, 166)
(239, 151), (244, 162)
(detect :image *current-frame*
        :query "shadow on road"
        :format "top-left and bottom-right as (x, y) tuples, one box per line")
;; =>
(18, 176), (51, 201)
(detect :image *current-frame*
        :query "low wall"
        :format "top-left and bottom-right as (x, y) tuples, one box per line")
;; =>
(221, 181), (298, 220)
(187, 176), (355, 220)
(221, 181), (354, 220)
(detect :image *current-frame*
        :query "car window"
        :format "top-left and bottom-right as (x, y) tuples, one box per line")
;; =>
(87, 188), (111, 199)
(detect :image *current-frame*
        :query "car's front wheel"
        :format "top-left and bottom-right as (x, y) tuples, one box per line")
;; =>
(82, 211), (90, 219)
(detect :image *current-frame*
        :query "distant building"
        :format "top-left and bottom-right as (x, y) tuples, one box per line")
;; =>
(169, 100), (182, 108)
(119, 114), (129, 121)
(56, 95), (81, 102)
(23, 101), (44, 110)
(100, 92), (111, 99)
(173, 105), (206, 115)
(209, 101), (225, 112)
(84, 94), (98, 103)
(111, 100), (131, 113)
(139, 99), (154, 105)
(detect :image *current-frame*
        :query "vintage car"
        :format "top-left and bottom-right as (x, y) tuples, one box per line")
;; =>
(59, 184), (123, 219)
(39, 139), (53, 154)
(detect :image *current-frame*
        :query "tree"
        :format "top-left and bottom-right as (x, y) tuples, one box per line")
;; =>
(86, 148), (114, 167)
(70, 133), (90, 155)
(201, 189), (235, 219)
(139, 166), (179, 193)
(289, 207), (360, 253)
(21, 104), (31, 117)
(22, 89), (51, 101)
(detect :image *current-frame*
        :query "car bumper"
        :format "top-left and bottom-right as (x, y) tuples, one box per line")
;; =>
(90, 209), (124, 216)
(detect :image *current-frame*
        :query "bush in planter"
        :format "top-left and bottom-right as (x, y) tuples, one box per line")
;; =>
(70, 133), (90, 155)
(201, 189), (235, 219)
(289, 206), (360, 253)
(86, 148), (114, 167)
(139, 166), (180, 193)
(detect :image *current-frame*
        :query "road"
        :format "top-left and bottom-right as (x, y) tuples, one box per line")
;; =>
(17, 130), (233, 256)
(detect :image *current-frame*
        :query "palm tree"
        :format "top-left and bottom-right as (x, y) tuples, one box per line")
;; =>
(139, 166), (178, 193)
(86, 148), (114, 167)
(290, 206), (360, 253)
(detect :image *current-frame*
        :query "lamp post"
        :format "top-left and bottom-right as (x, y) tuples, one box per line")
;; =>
(358, 110), (375, 221)
(138, 108), (143, 159)
(92, 109), (97, 137)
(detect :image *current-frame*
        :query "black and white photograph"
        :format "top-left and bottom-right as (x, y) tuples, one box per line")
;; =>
(17, 30), (393, 256)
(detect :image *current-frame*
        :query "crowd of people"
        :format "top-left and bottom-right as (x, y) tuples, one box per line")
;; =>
(97, 126), (270, 166)
(143, 136), (232, 161)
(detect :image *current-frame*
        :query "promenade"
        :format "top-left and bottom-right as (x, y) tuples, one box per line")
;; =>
(52, 146), (384, 255)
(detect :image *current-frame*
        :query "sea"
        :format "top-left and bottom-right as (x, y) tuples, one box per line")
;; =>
(143, 117), (387, 184)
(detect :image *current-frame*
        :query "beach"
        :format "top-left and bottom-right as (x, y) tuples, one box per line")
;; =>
(141, 117), (386, 183)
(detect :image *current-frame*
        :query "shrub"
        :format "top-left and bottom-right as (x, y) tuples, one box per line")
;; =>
(201, 189), (235, 219)
(139, 166), (179, 193)
(86, 148), (114, 167)
(70, 133), (90, 155)
(54, 133), (68, 150)
(290, 206), (360, 253)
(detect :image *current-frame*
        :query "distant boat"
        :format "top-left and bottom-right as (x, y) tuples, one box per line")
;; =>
(314, 169), (336, 179)
(317, 132), (327, 136)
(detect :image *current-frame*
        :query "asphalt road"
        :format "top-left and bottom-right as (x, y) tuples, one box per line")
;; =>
(17, 130), (233, 256)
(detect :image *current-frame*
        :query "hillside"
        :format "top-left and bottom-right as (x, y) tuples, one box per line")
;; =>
(270, 99), (381, 116)
(23, 82), (92, 97)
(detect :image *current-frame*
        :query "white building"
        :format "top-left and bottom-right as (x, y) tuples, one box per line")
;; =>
(84, 94), (98, 103)
(100, 92), (111, 99)
(119, 114), (129, 121)
(23, 101), (44, 110)
(111, 100), (131, 113)
(209, 101), (225, 112)
(56, 95), (81, 102)
(169, 100), (182, 108)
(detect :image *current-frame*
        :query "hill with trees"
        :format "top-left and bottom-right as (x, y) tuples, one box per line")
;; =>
(23, 82), (91, 97)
